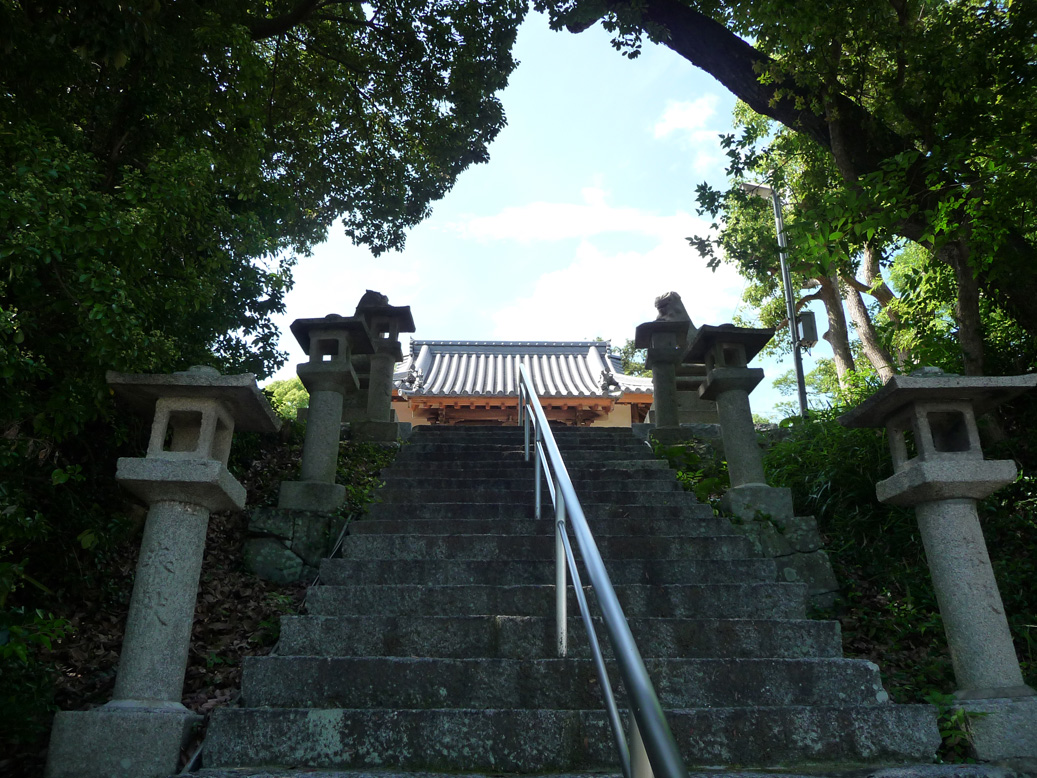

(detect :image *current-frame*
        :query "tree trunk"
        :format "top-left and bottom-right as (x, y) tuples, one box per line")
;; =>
(816, 273), (856, 385)
(938, 242), (985, 375)
(860, 244), (896, 308)
(859, 244), (911, 367)
(842, 279), (897, 383)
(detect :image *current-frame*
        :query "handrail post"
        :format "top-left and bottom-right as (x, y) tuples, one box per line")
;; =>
(630, 717), (655, 778)
(555, 483), (568, 658)
(521, 386), (530, 461)
(534, 426), (542, 521)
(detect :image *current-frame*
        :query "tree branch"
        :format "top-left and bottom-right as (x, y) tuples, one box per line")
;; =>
(637, 0), (910, 174)
(841, 274), (870, 294)
(249, 0), (324, 40)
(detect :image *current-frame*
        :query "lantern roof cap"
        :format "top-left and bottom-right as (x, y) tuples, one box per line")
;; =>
(685, 324), (774, 363)
(106, 368), (281, 433)
(289, 314), (374, 355)
(840, 372), (1037, 429)
(633, 319), (692, 350)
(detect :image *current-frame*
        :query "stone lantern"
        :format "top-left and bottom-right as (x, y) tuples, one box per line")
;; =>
(46, 367), (280, 778)
(634, 319), (690, 430)
(686, 324), (793, 519)
(349, 291), (415, 442)
(278, 313), (373, 513)
(840, 369), (1037, 764)
(634, 292), (697, 436)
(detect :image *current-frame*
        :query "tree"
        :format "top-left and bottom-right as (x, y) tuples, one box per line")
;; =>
(2, 0), (523, 431)
(536, 0), (1037, 372)
(265, 377), (310, 419)
(0, 0), (523, 744)
(612, 339), (651, 377)
(690, 105), (900, 385)
(1, 0), (523, 525)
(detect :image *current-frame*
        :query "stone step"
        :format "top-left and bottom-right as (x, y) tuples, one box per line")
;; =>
(203, 705), (940, 771)
(238, 657), (890, 709)
(305, 583), (808, 619)
(402, 433), (649, 446)
(189, 768), (1021, 778)
(383, 460), (670, 476)
(346, 516), (732, 537)
(276, 615), (843, 659)
(406, 436), (646, 449)
(361, 501), (717, 520)
(318, 557), (779, 586)
(379, 469), (679, 489)
(184, 767), (1008, 778)
(396, 442), (526, 454)
(374, 488), (700, 505)
(412, 427), (636, 438)
(397, 448), (656, 463)
(336, 534), (753, 561)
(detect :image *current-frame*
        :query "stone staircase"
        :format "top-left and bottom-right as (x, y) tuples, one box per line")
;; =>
(198, 425), (939, 773)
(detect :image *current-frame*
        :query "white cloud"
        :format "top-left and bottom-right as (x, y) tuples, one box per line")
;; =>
(692, 149), (722, 175)
(490, 233), (744, 345)
(653, 95), (720, 140)
(447, 187), (696, 244)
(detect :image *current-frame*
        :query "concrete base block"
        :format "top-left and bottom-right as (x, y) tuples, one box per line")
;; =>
(728, 511), (838, 611)
(278, 480), (345, 513)
(631, 422), (653, 442)
(46, 706), (199, 778)
(342, 408), (398, 423)
(961, 695), (1037, 768)
(350, 420), (402, 442)
(722, 483), (794, 520)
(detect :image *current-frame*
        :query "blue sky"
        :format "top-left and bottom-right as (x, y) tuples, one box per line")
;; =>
(268, 11), (822, 418)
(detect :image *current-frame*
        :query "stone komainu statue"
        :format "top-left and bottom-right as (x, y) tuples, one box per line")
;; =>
(653, 291), (697, 353)
(355, 289), (390, 312)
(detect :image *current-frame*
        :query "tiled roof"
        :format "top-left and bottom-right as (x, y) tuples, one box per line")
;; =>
(394, 341), (653, 398)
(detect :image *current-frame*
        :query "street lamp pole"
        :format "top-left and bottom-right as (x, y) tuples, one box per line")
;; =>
(742, 182), (808, 418)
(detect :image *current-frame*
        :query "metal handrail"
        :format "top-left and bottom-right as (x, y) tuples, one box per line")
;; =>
(516, 364), (689, 778)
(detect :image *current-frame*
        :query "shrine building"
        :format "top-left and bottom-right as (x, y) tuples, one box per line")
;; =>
(391, 341), (653, 427)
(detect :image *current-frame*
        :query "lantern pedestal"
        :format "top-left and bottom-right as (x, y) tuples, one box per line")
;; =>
(47, 707), (198, 778)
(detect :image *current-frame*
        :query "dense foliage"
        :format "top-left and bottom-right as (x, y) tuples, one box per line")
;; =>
(1, 0), (522, 760)
(265, 376), (311, 420)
